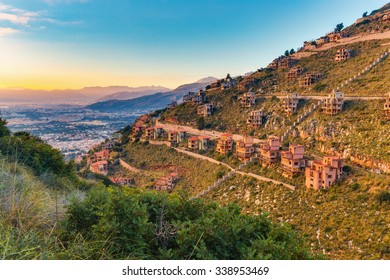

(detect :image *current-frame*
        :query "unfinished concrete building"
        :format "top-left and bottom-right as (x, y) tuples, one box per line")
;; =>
(305, 156), (344, 190)
(168, 130), (178, 145)
(238, 78), (255, 91)
(335, 48), (351, 62)
(283, 93), (299, 115)
(221, 77), (236, 90)
(87, 149), (110, 164)
(198, 136), (210, 150)
(241, 92), (256, 108)
(286, 66), (303, 80)
(315, 36), (330, 45)
(328, 32), (342, 42)
(303, 41), (317, 51)
(132, 125), (145, 136)
(193, 91), (206, 105)
(145, 126), (164, 139)
(259, 136), (281, 165)
(177, 130), (187, 142)
(183, 92), (196, 103)
(188, 136), (210, 151)
(145, 127), (154, 139)
(110, 176), (132, 186)
(90, 160), (108, 176)
(384, 93), (390, 120)
(197, 103), (214, 117)
(247, 110), (264, 128)
(280, 144), (307, 176)
(216, 133), (234, 155)
(235, 136), (255, 162)
(267, 59), (279, 69)
(155, 173), (180, 191)
(299, 72), (320, 87)
(322, 91), (345, 115)
(278, 57), (295, 69)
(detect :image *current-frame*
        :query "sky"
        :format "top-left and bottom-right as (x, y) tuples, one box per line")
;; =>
(0, 0), (388, 90)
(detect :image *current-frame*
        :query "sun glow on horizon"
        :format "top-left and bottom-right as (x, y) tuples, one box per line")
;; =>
(0, 0), (388, 92)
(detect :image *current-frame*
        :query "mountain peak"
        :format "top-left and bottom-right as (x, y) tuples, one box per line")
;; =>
(196, 77), (218, 84)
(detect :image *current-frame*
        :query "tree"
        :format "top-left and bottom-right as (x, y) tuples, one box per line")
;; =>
(290, 48), (296, 55)
(334, 23), (344, 33)
(0, 118), (10, 138)
(197, 117), (205, 130)
(284, 50), (290, 56)
(362, 12), (368, 18)
(226, 73), (231, 80)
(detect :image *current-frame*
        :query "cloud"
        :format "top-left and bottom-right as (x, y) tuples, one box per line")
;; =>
(0, 2), (84, 35)
(0, 3), (40, 26)
(0, 27), (19, 36)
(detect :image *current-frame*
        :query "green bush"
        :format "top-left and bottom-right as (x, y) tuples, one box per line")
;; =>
(61, 187), (314, 260)
(0, 132), (75, 179)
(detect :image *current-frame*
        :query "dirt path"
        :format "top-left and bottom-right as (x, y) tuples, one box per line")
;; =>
(267, 95), (386, 100)
(174, 148), (296, 190)
(235, 171), (295, 191)
(292, 30), (390, 59)
(119, 158), (142, 173)
(173, 148), (235, 171)
(156, 120), (264, 144)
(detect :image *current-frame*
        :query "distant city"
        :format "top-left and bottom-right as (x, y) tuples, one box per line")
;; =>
(0, 104), (143, 158)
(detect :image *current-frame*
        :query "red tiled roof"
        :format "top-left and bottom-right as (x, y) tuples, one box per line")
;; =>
(92, 160), (107, 166)
(189, 136), (199, 141)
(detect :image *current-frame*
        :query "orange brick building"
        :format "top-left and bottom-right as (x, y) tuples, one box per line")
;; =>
(305, 156), (344, 190)
(322, 91), (344, 115)
(90, 160), (108, 175)
(235, 136), (255, 162)
(283, 93), (299, 114)
(241, 92), (256, 108)
(280, 144), (307, 176)
(216, 133), (234, 154)
(247, 110), (264, 128)
(259, 136), (281, 164)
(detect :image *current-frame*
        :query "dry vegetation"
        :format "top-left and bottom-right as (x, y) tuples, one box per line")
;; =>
(205, 166), (390, 260)
(119, 141), (229, 195)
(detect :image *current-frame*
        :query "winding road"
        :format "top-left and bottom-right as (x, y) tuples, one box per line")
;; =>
(173, 147), (296, 191)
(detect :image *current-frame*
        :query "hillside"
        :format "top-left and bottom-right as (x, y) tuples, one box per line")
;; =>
(204, 167), (390, 260)
(104, 6), (390, 260)
(86, 77), (217, 112)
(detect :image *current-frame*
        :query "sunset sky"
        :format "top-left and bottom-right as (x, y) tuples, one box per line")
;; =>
(0, 0), (388, 90)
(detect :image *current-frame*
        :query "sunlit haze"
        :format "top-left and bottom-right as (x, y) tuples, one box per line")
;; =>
(0, 0), (388, 90)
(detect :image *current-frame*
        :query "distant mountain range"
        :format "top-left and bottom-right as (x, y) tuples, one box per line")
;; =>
(85, 77), (217, 112)
(0, 85), (171, 105)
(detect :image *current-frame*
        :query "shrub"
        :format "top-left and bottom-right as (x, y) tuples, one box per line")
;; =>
(61, 187), (314, 260)
(377, 191), (390, 205)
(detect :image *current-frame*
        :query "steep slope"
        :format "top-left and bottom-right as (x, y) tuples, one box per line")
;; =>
(123, 6), (390, 260)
